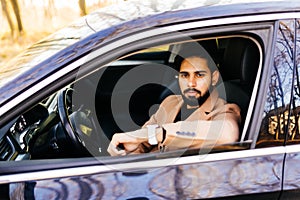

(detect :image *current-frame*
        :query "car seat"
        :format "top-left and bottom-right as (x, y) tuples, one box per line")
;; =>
(161, 37), (260, 141)
(217, 37), (260, 123)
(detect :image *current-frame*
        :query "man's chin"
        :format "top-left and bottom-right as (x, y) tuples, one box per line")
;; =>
(186, 95), (199, 99)
(182, 91), (210, 107)
(183, 96), (200, 107)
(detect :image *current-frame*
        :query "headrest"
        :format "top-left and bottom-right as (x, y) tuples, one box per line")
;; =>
(221, 38), (260, 87)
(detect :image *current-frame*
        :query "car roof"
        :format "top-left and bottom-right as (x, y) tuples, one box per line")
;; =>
(0, 0), (299, 107)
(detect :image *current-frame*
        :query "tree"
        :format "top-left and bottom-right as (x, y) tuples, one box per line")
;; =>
(79, 0), (87, 16)
(1, 0), (14, 36)
(0, 0), (23, 37)
(10, 0), (22, 34)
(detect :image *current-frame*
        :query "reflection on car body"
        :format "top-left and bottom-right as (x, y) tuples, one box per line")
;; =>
(1, 0), (300, 199)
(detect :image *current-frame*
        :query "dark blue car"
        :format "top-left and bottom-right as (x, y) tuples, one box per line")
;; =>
(1, 0), (300, 199)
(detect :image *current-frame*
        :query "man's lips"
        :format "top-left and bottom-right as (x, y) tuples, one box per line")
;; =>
(184, 88), (201, 96)
(186, 91), (197, 96)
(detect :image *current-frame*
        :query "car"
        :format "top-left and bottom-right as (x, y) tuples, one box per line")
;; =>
(0, 0), (300, 199)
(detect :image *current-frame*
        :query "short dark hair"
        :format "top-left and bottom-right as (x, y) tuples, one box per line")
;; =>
(173, 42), (217, 72)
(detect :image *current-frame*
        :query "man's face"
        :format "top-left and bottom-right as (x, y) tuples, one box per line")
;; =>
(178, 56), (219, 107)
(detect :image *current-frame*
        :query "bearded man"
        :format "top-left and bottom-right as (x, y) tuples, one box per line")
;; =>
(107, 44), (241, 156)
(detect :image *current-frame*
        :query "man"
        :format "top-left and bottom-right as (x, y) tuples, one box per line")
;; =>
(107, 44), (241, 156)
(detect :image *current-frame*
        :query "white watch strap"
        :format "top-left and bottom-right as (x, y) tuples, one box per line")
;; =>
(147, 124), (159, 145)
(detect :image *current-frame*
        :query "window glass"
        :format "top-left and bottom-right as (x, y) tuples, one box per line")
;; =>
(287, 19), (300, 144)
(257, 20), (295, 147)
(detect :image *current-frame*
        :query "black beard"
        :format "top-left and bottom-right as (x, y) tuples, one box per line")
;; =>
(182, 89), (210, 107)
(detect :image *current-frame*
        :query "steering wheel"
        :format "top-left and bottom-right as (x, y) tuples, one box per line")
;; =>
(57, 88), (103, 157)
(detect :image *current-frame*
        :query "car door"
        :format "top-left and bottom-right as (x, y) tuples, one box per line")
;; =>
(0, 16), (292, 200)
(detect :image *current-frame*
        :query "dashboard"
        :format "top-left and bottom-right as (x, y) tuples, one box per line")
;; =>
(0, 103), (50, 161)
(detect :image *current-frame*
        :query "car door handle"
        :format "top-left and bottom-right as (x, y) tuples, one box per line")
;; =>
(122, 170), (148, 176)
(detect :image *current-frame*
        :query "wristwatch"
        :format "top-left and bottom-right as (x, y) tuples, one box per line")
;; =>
(146, 124), (159, 145)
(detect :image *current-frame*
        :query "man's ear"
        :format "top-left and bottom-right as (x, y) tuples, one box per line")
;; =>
(212, 70), (220, 86)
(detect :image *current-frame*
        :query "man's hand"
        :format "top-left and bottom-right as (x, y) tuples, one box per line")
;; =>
(107, 129), (148, 156)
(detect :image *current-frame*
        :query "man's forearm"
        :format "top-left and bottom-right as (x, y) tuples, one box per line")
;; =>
(159, 120), (239, 150)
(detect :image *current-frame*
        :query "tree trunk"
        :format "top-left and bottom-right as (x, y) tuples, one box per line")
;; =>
(1, 0), (15, 36)
(10, 0), (23, 34)
(79, 0), (87, 16)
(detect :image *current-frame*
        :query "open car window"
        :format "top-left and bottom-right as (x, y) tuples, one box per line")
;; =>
(0, 34), (264, 161)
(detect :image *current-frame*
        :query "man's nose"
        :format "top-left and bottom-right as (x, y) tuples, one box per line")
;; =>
(187, 75), (197, 87)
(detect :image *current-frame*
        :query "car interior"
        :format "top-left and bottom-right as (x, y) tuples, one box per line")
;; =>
(0, 35), (262, 160)
(93, 36), (260, 141)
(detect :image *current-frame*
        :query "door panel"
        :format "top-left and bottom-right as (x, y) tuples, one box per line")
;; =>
(9, 149), (283, 199)
(282, 148), (300, 200)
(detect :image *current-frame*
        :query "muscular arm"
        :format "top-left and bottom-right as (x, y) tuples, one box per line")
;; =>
(107, 95), (241, 155)
(107, 117), (239, 156)
(159, 119), (239, 151)
(144, 100), (241, 151)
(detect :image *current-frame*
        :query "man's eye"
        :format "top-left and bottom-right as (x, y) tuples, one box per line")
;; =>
(180, 73), (188, 78)
(195, 73), (205, 78)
